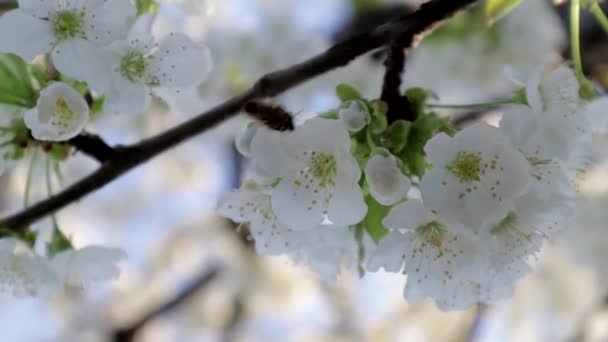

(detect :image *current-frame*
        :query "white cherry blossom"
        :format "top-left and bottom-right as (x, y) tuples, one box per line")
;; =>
(24, 82), (89, 141)
(218, 186), (358, 281)
(0, 239), (59, 298)
(365, 153), (411, 206)
(250, 118), (367, 229)
(513, 64), (592, 169)
(100, 30), (213, 114)
(420, 123), (531, 228)
(50, 246), (127, 290)
(367, 199), (489, 310)
(0, 0), (136, 90)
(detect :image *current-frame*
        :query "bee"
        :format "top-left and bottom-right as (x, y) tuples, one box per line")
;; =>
(244, 101), (295, 131)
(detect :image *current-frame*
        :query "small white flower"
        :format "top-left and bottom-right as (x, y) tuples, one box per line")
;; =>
(0, 239), (59, 298)
(338, 100), (369, 132)
(367, 199), (488, 310)
(218, 187), (358, 281)
(250, 118), (367, 228)
(420, 123), (531, 228)
(24, 82), (89, 141)
(50, 246), (127, 289)
(365, 153), (411, 205)
(101, 30), (213, 114)
(0, 0), (136, 89)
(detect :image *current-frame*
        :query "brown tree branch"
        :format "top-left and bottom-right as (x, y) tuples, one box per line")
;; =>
(0, 0), (479, 231)
(67, 133), (118, 163)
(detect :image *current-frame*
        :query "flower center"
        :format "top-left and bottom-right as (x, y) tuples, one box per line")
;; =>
(446, 151), (482, 182)
(119, 51), (149, 82)
(52, 11), (84, 41)
(310, 152), (336, 187)
(52, 98), (75, 128)
(416, 221), (446, 249)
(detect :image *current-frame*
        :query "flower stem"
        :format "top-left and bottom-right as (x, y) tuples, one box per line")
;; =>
(589, 2), (608, 35)
(45, 155), (60, 232)
(570, 0), (585, 84)
(427, 98), (515, 109)
(23, 148), (39, 208)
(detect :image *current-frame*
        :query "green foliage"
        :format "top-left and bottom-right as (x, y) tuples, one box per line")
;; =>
(363, 195), (390, 243)
(0, 53), (37, 108)
(48, 227), (73, 257)
(385, 120), (411, 154)
(485, 0), (525, 26)
(398, 112), (457, 177)
(336, 83), (363, 102)
(136, 0), (158, 15)
(0, 227), (37, 247)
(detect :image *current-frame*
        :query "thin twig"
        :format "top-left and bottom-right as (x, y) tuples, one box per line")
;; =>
(0, 0), (479, 231)
(112, 266), (220, 342)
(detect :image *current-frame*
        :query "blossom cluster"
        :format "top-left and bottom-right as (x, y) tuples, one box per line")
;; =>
(0, 237), (126, 298)
(0, 0), (215, 299)
(0, 0), (212, 141)
(218, 64), (602, 310)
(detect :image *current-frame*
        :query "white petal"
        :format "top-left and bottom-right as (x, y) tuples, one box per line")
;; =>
(271, 175), (326, 229)
(18, 0), (54, 18)
(366, 231), (409, 272)
(154, 86), (206, 116)
(383, 199), (433, 231)
(217, 190), (265, 223)
(584, 97), (608, 135)
(83, 0), (135, 44)
(338, 100), (369, 132)
(525, 64), (545, 113)
(103, 74), (147, 114)
(0, 10), (54, 61)
(288, 118), (351, 157)
(52, 39), (112, 91)
(250, 127), (303, 177)
(148, 33), (213, 87)
(326, 179), (367, 226)
(424, 132), (459, 168)
(365, 154), (411, 205)
(542, 64), (579, 111)
(235, 123), (259, 157)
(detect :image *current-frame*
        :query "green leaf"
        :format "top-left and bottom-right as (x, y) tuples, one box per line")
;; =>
(485, 0), (524, 26)
(386, 120), (411, 153)
(136, 0), (158, 15)
(336, 83), (363, 102)
(364, 195), (390, 243)
(0, 53), (37, 107)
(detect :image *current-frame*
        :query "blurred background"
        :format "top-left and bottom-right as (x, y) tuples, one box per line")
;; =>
(2, 0), (608, 341)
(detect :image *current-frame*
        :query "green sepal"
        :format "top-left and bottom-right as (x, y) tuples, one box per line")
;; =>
(485, 0), (525, 26)
(47, 226), (73, 257)
(367, 100), (388, 134)
(336, 83), (363, 102)
(385, 119), (412, 154)
(363, 195), (390, 243)
(136, 0), (158, 15)
(0, 227), (37, 248)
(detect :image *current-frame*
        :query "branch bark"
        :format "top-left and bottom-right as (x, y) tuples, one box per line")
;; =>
(0, 0), (479, 231)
